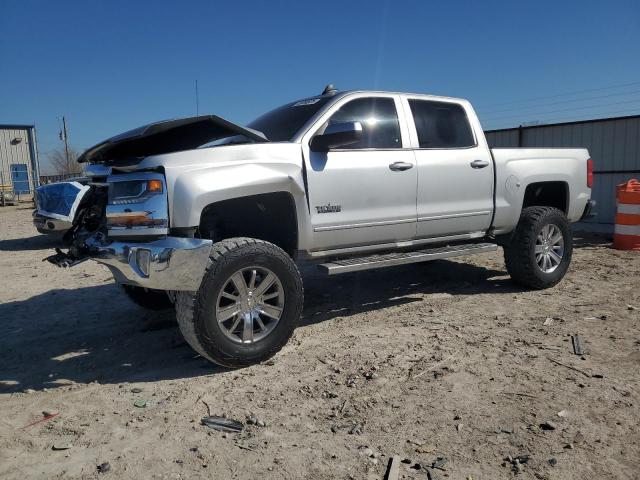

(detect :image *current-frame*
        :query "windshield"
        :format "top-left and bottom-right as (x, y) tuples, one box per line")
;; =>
(247, 96), (333, 142)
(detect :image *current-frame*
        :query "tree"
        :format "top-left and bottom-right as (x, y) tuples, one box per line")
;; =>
(48, 146), (83, 176)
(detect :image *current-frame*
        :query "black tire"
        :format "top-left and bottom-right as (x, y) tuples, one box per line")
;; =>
(122, 285), (174, 310)
(504, 206), (573, 289)
(175, 238), (303, 368)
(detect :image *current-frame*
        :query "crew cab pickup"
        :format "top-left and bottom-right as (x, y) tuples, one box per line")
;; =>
(37, 85), (595, 367)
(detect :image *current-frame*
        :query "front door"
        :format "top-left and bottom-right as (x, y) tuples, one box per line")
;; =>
(404, 98), (494, 238)
(302, 95), (417, 251)
(10, 164), (30, 195)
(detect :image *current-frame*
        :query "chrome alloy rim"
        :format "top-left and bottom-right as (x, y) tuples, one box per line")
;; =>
(535, 224), (565, 273)
(215, 267), (284, 344)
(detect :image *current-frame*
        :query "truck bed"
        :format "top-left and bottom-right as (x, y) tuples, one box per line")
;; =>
(490, 148), (591, 234)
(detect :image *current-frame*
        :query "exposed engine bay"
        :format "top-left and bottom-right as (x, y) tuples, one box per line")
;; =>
(45, 181), (109, 267)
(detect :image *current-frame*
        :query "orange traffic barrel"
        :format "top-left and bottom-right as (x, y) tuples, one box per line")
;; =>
(613, 179), (640, 250)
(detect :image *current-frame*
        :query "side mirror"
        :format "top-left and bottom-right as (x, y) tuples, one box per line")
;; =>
(310, 121), (363, 152)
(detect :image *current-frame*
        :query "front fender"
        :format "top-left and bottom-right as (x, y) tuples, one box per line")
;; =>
(170, 163), (306, 228)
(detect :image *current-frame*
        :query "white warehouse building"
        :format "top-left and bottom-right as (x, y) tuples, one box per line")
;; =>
(0, 124), (40, 203)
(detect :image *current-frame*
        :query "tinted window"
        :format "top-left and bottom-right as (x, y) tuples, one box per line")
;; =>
(247, 96), (333, 142)
(408, 100), (475, 148)
(325, 97), (402, 149)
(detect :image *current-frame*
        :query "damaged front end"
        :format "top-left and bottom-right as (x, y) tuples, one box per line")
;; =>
(42, 114), (265, 292)
(45, 171), (211, 292)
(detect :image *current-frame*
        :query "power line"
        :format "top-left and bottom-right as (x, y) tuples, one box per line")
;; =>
(478, 89), (640, 115)
(480, 97), (640, 122)
(474, 80), (640, 108)
(483, 106), (640, 130)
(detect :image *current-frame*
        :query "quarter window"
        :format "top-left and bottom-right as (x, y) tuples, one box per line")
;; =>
(408, 100), (475, 148)
(324, 97), (402, 149)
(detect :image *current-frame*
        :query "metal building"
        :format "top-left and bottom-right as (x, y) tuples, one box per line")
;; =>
(0, 124), (40, 204)
(485, 115), (640, 232)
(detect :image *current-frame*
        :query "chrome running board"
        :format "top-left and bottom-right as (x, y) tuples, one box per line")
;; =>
(318, 243), (498, 275)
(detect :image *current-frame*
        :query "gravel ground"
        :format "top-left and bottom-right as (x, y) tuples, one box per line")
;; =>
(1, 204), (639, 480)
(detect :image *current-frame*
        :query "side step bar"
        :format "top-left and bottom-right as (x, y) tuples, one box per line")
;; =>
(318, 243), (498, 275)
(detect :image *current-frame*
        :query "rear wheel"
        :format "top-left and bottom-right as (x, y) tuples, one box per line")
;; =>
(504, 206), (573, 289)
(122, 285), (173, 311)
(176, 238), (303, 367)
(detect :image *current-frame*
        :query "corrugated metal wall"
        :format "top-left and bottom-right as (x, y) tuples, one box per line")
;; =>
(485, 115), (640, 232)
(0, 126), (37, 201)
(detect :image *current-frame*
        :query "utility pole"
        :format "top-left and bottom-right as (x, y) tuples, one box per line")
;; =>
(61, 116), (70, 166)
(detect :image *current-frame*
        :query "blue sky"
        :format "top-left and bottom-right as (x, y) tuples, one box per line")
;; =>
(2, 0), (639, 173)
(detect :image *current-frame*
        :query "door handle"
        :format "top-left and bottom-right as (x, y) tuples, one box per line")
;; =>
(470, 159), (490, 169)
(389, 162), (414, 171)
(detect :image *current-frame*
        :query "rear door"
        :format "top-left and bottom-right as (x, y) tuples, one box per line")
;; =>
(301, 93), (417, 251)
(403, 97), (494, 239)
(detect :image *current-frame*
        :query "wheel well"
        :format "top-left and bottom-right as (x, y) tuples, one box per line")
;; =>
(522, 181), (568, 213)
(199, 192), (297, 256)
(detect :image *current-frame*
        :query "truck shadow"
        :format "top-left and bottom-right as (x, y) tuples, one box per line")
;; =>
(0, 284), (220, 394)
(0, 234), (65, 252)
(300, 259), (519, 326)
(0, 259), (519, 393)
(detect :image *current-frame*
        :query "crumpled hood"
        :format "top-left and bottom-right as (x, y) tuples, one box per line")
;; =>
(77, 115), (268, 164)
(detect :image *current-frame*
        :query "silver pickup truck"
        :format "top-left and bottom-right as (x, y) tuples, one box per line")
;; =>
(37, 85), (595, 367)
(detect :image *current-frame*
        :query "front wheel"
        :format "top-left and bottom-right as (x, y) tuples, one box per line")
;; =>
(175, 238), (303, 368)
(122, 285), (174, 310)
(504, 206), (573, 289)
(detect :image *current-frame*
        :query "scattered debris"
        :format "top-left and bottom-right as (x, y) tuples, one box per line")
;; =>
(456, 423), (463, 432)
(557, 409), (570, 418)
(540, 421), (557, 431)
(201, 416), (243, 433)
(612, 386), (631, 396)
(133, 399), (147, 408)
(97, 462), (111, 474)
(627, 304), (637, 311)
(246, 416), (266, 427)
(20, 412), (59, 429)
(432, 456), (448, 470)
(548, 357), (591, 377)
(385, 456), (401, 480)
(130, 387), (142, 394)
(201, 399), (212, 417)
(413, 353), (456, 379)
(363, 371), (378, 380)
(348, 423), (363, 435)
(502, 391), (537, 399)
(543, 317), (554, 326)
(504, 454), (530, 473)
(571, 335), (585, 355)
(548, 457), (558, 466)
(52, 444), (72, 451)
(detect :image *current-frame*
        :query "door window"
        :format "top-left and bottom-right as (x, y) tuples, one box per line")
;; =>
(325, 97), (402, 149)
(408, 100), (475, 149)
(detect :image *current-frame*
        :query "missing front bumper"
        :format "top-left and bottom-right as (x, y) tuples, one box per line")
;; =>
(48, 235), (212, 291)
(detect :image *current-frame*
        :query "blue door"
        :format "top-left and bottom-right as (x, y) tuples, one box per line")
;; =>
(10, 164), (30, 194)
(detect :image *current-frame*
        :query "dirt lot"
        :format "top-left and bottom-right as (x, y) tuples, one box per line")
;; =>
(0, 204), (639, 480)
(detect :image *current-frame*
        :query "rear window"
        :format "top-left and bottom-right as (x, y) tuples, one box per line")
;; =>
(408, 100), (475, 149)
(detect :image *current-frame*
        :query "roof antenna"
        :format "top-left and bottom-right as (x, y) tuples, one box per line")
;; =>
(195, 79), (199, 116)
(322, 84), (338, 96)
